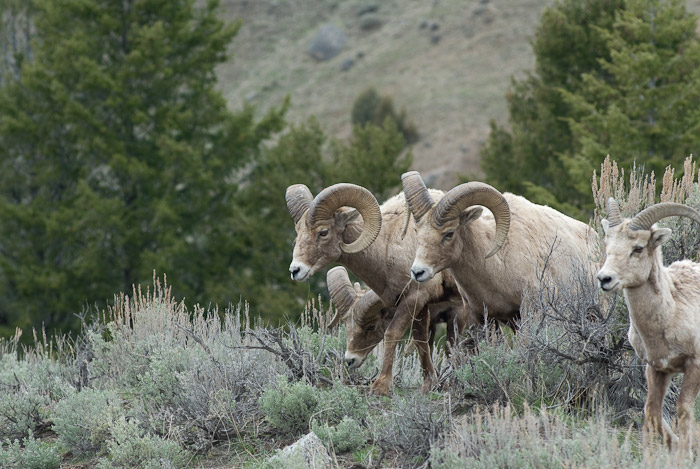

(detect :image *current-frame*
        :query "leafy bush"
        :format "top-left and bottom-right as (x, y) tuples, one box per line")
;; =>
(0, 431), (61, 469)
(96, 416), (189, 469)
(0, 353), (69, 440)
(312, 416), (367, 454)
(51, 388), (123, 455)
(258, 377), (319, 436)
(351, 87), (419, 144)
(316, 384), (368, 425)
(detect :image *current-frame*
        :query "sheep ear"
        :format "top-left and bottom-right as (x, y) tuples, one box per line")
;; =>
(601, 219), (609, 234)
(459, 207), (483, 226)
(650, 227), (672, 248)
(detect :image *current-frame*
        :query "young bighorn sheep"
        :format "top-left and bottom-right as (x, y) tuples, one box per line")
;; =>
(597, 198), (700, 447)
(286, 183), (468, 396)
(326, 266), (466, 371)
(401, 171), (598, 327)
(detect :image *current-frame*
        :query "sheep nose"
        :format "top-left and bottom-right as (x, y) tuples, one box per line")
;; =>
(345, 357), (356, 368)
(597, 273), (612, 285)
(290, 266), (301, 279)
(411, 267), (426, 282)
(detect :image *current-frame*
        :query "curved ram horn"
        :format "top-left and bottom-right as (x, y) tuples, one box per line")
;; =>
(307, 183), (382, 254)
(400, 195), (412, 239)
(327, 266), (357, 328)
(401, 171), (435, 222)
(354, 288), (385, 325)
(434, 182), (510, 258)
(630, 202), (700, 231)
(285, 184), (314, 224)
(605, 198), (623, 228)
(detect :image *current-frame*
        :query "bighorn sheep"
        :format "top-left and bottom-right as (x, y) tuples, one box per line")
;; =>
(286, 183), (468, 396)
(597, 198), (700, 447)
(326, 266), (465, 369)
(401, 171), (598, 326)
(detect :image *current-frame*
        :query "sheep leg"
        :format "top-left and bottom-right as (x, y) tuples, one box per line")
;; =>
(411, 305), (437, 393)
(677, 363), (700, 447)
(643, 365), (677, 448)
(370, 303), (414, 396)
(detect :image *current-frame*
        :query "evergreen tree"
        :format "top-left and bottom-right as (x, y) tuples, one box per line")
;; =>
(563, 0), (700, 189)
(0, 0), (285, 335)
(481, 0), (623, 217)
(483, 0), (700, 217)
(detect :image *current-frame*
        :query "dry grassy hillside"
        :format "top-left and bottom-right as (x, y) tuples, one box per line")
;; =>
(217, 0), (700, 190)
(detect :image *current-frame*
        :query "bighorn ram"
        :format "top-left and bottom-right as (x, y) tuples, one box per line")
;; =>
(402, 171), (597, 326)
(598, 198), (700, 447)
(286, 183), (467, 396)
(326, 266), (465, 367)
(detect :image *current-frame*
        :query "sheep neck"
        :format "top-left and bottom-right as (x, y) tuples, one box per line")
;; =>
(338, 221), (392, 300)
(623, 251), (675, 338)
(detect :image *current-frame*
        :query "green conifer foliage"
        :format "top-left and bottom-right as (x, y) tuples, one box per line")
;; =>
(0, 0), (285, 335)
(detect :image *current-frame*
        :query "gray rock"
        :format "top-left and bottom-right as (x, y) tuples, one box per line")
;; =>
(266, 432), (332, 469)
(341, 58), (355, 71)
(308, 24), (347, 61)
(357, 4), (379, 16)
(359, 15), (383, 32)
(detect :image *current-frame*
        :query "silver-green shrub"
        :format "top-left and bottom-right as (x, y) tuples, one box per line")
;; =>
(258, 376), (319, 435)
(0, 430), (61, 469)
(96, 416), (189, 469)
(312, 416), (367, 454)
(0, 354), (70, 440)
(51, 388), (123, 455)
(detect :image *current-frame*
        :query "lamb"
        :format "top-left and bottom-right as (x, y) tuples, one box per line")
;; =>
(597, 198), (700, 447)
(325, 266), (466, 371)
(401, 171), (598, 327)
(286, 183), (469, 396)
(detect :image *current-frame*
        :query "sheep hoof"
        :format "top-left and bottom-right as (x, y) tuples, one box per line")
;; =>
(370, 379), (392, 397)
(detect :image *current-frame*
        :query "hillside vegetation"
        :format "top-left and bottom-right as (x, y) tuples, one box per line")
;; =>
(216, 0), (700, 188)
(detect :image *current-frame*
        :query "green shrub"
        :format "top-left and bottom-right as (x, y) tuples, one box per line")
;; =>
(312, 416), (367, 454)
(0, 354), (68, 440)
(51, 388), (123, 455)
(316, 384), (368, 425)
(96, 416), (188, 469)
(351, 87), (419, 144)
(0, 430), (61, 469)
(258, 377), (319, 435)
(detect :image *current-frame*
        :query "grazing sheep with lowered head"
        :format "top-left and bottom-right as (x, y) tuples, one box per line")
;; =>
(326, 266), (466, 370)
(286, 183), (469, 396)
(597, 198), (700, 448)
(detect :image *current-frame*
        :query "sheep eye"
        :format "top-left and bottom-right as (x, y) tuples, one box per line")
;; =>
(318, 229), (329, 238)
(632, 246), (644, 254)
(365, 325), (375, 332)
(442, 231), (454, 241)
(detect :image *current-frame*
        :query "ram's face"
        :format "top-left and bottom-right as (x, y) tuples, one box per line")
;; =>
(289, 209), (358, 281)
(343, 306), (393, 369)
(597, 220), (671, 292)
(410, 207), (483, 283)
(410, 216), (460, 283)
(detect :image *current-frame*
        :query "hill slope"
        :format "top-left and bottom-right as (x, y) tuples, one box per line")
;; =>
(216, 0), (700, 190)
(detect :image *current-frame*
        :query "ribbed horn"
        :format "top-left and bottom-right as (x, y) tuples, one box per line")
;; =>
(630, 202), (700, 231)
(401, 171), (435, 221)
(307, 183), (382, 254)
(354, 289), (385, 325)
(434, 182), (510, 258)
(327, 267), (357, 328)
(285, 184), (313, 224)
(605, 198), (623, 227)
